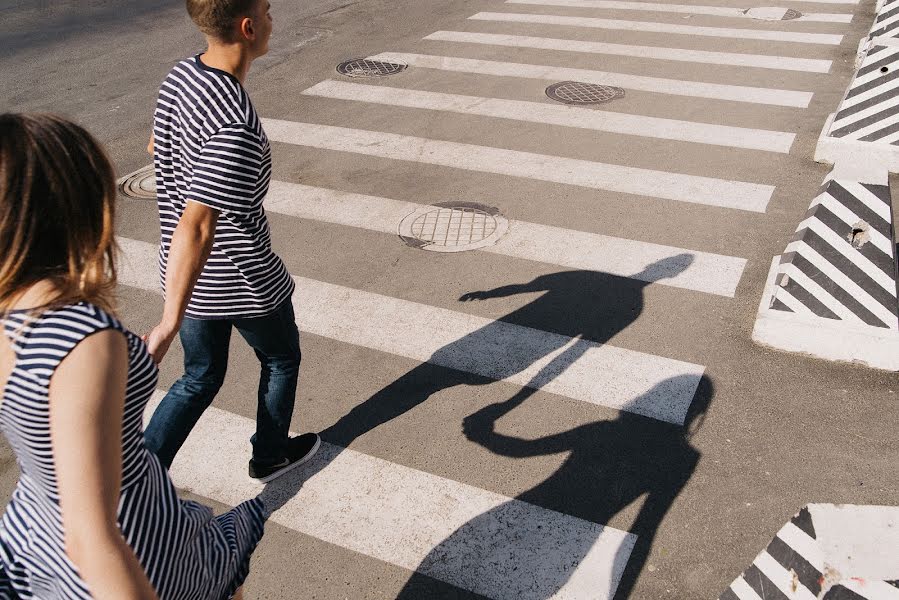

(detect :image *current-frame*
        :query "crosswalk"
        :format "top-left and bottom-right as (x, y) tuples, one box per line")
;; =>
(121, 0), (865, 596)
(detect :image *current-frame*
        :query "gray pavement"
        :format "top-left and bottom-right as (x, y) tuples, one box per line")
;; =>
(2, 0), (897, 598)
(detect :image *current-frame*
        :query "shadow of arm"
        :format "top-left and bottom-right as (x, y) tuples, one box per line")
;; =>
(463, 388), (570, 458)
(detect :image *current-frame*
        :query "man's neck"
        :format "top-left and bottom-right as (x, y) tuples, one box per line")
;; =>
(200, 40), (253, 84)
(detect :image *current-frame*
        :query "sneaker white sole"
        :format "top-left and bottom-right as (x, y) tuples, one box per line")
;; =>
(254, 435), (321, 483)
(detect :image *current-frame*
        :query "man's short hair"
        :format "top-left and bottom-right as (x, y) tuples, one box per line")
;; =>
(186, 0), (256, 41)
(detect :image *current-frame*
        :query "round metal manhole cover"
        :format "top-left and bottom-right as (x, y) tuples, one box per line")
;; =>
(743, 6), (802, 19)
(336, 58), (407, 78)
(398, 202), (509, 253)
(117, 164), (156, 199)
(546, 81), (625, 105)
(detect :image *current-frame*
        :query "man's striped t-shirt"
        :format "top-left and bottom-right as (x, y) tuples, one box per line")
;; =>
(152, 54), (294, 320)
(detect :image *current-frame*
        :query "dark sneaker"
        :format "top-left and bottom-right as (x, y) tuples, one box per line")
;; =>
(249, 433), (321, 483)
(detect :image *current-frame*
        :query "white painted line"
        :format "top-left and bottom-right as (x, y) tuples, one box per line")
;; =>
(775, 523), (823, 571)
(754, 552), (817, 600)
(839, 78), (899, 110)
(265, 180), (748, 297)
(262, 119), (775, 212)
(799, 218), (897, 293)
(729, 577), (764, 600)
(784, 240), (897, 325)
(773, 284), (809, 313)
(368, 52), (814, 107)
(423, 30), (833, 73)
(840, 181), (891, 222)
(812, 192), (893, 256)
(779, 263), (864, 323)
(469, 12), (844, 45)
(120, 237), (706, 425)
(505, 0), (853, 22)
(303, 79), (796, 152)
(148, 392), (637, 600)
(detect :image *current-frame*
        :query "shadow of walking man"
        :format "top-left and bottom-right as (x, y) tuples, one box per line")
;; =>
(396, 373), (714, 600)
(320, 254), (696, 448)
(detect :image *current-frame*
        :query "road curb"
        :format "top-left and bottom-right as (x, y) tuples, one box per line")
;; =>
(719, 504), (899, 600)
(754, 0), (899, 370)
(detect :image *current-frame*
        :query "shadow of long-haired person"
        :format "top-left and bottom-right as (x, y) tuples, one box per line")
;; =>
(396, 372), (714, 600)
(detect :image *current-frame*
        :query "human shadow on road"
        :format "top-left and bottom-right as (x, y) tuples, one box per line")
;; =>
(396, 373), (713, 600)
(257, 254), (703, 597)
(318, 254), (695, 449)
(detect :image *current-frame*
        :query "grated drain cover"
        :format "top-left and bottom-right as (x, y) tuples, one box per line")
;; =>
(118, 164), (156, 199)
(336, 58), (407, 78)
(743, 6), (802, 19)
(398, 202), (509, 253)
(546, 81), (625, 105)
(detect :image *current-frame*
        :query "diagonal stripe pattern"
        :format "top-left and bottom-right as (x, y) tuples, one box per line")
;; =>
(869, 0), (899, 40)
(768, 178), (898, 329)
(719, 505), (899, 600)
(829, 44), (899, 142)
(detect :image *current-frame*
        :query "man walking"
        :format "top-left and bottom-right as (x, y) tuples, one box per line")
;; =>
(144, 0), (319, 482)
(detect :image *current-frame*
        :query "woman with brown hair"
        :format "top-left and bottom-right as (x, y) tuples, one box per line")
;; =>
(0, 113), (265, 599)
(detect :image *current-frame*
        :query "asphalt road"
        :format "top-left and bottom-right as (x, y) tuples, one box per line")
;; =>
(1, 0), (897, 598)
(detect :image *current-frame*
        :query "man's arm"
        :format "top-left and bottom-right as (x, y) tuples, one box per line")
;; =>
(144, 202), (218, 364)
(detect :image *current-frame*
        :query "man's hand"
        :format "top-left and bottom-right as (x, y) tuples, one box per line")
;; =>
(459, 291), (490, 302)
(146, 133), (154, 156)
(143, 322), (178, 365)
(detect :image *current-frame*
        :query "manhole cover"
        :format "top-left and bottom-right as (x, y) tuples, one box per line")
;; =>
(743, 6), (802, 19)
(336, 58), (407, 78)
(546, 81), (625, 105)
(118, 164), (156, 199)
(398, 202), (509, 253)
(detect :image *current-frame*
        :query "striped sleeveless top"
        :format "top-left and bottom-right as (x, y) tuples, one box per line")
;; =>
(153, 54), (295, 320)
(0, 302), (265, 598)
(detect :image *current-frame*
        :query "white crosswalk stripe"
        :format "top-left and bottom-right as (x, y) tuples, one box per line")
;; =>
(264, 180), (748, 297)
(504, 0), (854, 23)
(367, 52), (815, 106)
(119, 238), (706, 425)
(149, 391), (637, 600)
(302, 80), (796, 152)
(468, 12), (845, 44)
(423, 31), (834, 72)
(262, 119), (775, 211)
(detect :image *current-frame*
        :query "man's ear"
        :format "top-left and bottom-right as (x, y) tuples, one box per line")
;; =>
(239, 16), (255, 41)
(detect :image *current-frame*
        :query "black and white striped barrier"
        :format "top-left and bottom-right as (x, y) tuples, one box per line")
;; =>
(816, 0), (899, 169)
(759, 0), (899, 369)
(719, 504), (899, 600)
(753, 173), (898, 370)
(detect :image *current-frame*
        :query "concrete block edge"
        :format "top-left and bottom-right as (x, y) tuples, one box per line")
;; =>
(753, 257), (899, 371)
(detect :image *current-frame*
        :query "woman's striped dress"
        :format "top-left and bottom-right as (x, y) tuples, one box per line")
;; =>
(0, 302), (266, 599)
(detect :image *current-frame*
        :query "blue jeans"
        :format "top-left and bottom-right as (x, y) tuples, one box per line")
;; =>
(144, 298), (301, 469)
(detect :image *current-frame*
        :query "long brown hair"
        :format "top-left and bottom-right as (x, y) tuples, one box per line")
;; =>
(0, 114), (118, 314)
